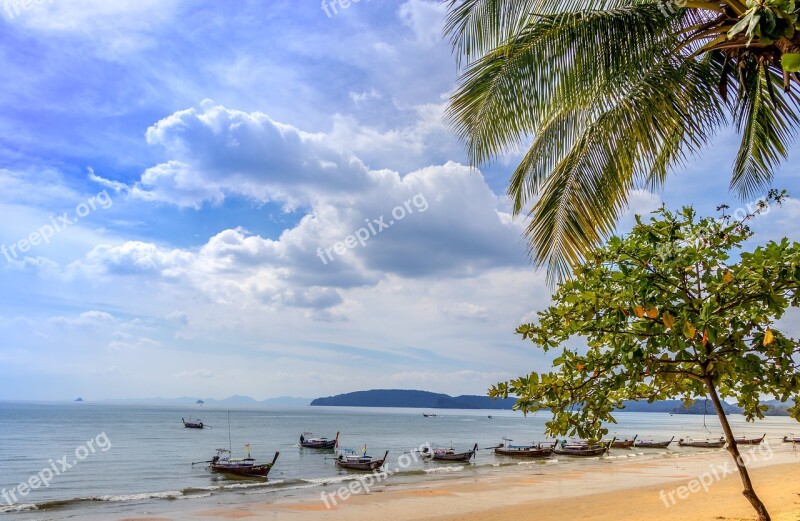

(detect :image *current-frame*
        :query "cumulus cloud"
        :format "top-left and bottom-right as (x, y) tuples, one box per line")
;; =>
(68, 103), (529, 315)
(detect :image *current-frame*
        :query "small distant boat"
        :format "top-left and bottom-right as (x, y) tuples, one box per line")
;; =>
(487, 415), (493, 419)
(422, 443), (478, 462)
(678, 437), (725, 448)
(734, 434), (766, 445)
(634, 436), (674, 449)
(783, 434), (800, 443)
(494, 439), (555, 458)
(335, 449), (389, 471)
(209, 449), (279, 477)
(300, 431), (338, 449)
(422, 413), (437, 418)
(182, 418), (204, 429)
(554, 439), (611, 457)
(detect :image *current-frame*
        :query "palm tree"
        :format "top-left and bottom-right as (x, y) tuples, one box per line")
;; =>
(445, 0), (800, 286)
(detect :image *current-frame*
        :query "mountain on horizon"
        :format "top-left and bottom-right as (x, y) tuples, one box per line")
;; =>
(310, 389), (517, 409)
(309, 389), (783, 414)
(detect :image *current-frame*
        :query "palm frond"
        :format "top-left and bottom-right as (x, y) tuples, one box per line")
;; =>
(731, 65), (800, 198)
(448, 4), (682, 165)
(526, 55), (726, 283)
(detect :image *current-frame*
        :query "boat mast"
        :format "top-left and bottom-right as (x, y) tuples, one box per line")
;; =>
(227, 410), (232, 454)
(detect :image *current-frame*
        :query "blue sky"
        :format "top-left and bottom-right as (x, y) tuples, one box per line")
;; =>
(0, 0), (798, 401)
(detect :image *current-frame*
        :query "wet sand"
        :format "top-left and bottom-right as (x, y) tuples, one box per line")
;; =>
(121, 444), (800, 521)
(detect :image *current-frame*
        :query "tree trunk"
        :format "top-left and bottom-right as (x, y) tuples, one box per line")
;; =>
(704, 377), (771, 521)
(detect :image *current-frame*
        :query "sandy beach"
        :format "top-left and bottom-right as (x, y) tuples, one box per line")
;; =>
(118, 443), (800, 521)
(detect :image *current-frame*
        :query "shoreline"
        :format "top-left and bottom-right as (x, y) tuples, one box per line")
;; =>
(110, 442), (800, 521)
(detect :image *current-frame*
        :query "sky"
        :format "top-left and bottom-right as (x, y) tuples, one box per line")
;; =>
(0, 0), (798, 401)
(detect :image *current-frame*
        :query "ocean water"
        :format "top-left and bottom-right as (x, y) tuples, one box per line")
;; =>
(0, 402), (797, 520)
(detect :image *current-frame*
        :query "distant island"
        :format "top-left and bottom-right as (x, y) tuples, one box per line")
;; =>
(310, 389), (790, 415)
(74, 397), (83, 402)
(311, 389), (517, 409)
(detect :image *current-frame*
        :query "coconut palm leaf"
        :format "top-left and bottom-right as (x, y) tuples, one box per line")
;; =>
(446, 0), (800, 283)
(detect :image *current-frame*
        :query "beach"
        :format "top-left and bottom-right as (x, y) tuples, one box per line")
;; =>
(119, 443), (800, 521)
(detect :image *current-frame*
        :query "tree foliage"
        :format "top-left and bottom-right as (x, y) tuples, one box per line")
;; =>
(491, 191), (800, 439)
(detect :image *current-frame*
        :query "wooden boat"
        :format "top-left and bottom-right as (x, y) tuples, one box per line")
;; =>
(678, 437), (725, 448)
(182, 418), (204, 429)
(783, 435), (800, 443)
(554, 440), (610, 457)
(422, 443), (478, 462)
(634, 436), (674, 448)
(494, 440), (555, 458)
(608, 435), (637, 448)
(300, 431), (338, 449)
(210, 449), (279, 477)
(422, 413), (437, 417)
(335, 449), (389, 471)
(734, 434), (766, 445)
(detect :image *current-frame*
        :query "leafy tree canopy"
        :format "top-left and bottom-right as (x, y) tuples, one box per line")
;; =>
(491, 191), (800, 440)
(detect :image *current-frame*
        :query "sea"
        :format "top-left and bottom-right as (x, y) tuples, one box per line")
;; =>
(0, 402), (797, 520)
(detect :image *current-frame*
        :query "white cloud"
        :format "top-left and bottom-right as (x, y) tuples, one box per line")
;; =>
(398, 0), (447, 46)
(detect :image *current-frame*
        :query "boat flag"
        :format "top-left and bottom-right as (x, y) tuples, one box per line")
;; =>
(362, 444), (367, 455)
(244, 443), (251, 456)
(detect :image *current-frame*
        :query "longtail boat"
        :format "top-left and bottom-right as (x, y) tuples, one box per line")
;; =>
(422, 443), (478, 462)
(210, 449), (279, 477)
(182, 418), (204, 429)
(335, 449), (389, 471)
(300, 431), (339, 449)
(678, 437), (725, 448)
(783, 435), (800, 443)
(606, 435), (637, 448)
(734, 434), (766, 445)
(634, 436), (674, 448)
(554, 439), (611, 457)
(422, 413), (437, 417)
(494, 440), (555, 458)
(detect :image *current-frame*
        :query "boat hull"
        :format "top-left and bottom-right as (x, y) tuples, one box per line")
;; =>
(678, 439), (725, 448)
(335, 450), (389, 471)
(210, 463), (273, 477)
(427, 444), (478, 462)
(335, 460), (385, 471)
(494, 447), (553, 458)
(554, 446), (608, 457)
(301, 440), (336, 449)
(209, 452), (280, 478)
(783, 436), (800, 443)
(634, 441), (672, 448)
(734, 435), (765, 445)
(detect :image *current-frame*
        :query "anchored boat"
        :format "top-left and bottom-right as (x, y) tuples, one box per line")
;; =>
(734, 434), (766, 445)
(422, 443), (478, 462)
(678, 437), (725, 448)
(300, 431), (339, 449)
(634, 436), (675, 448)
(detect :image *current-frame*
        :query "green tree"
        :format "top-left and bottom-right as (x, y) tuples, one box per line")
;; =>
(445, 0), (800, 284)
(490, 193), (800, 521)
